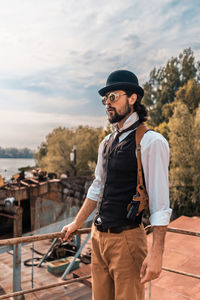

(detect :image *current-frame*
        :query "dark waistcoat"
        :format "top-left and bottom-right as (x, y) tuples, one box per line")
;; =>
(96, 130), (142, 229)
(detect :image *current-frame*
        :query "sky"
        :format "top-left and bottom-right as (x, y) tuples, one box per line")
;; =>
(0, 0), (200, 150)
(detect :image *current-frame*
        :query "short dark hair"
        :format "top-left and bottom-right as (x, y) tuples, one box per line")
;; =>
(126, 91), (148, 122)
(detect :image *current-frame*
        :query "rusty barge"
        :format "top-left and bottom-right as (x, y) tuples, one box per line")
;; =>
(0, 174), (92, 239)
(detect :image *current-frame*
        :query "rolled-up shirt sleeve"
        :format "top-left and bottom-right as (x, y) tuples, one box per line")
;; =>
(86, 137), (108, 201)
(141, 131), (172, 226)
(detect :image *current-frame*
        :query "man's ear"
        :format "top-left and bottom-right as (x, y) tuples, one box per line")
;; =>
(128, 93), (137, 105)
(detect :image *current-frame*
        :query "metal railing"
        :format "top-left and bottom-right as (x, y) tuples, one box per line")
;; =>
(145, 226), (200, 300)
(0, 226), (199, 299)
(0, 228), (91, 300)
(0, 228), (91, 247)
(0, 275), (91, 299)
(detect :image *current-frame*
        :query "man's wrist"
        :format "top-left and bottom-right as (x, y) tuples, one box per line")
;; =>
(150, 246), (164, 256)
(73, 219), (82, 228)
(151, 225), (167, 254)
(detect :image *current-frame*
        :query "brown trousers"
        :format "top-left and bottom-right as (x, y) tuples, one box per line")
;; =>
(91, 225), (147, 300)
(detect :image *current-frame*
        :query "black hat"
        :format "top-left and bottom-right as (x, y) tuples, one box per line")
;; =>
(98, 70), (144, 98)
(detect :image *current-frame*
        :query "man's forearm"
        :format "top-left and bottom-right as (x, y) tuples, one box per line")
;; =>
(74, 197), (97, 227)
(140, 225), (167, 283)
(152, 226), (167, 254)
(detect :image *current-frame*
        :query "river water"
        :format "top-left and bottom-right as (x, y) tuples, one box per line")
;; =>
(0, 158), (35, 181)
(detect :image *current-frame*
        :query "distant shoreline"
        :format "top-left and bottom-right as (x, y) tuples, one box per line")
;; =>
(0, 147), (34, 159)
(0, 156), (34, 159)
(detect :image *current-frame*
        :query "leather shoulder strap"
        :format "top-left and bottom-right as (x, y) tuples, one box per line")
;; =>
(136, 123), (149, 186)
(136, 123), (149, 146)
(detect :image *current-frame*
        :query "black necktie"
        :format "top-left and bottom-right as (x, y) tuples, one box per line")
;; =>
(110, 120), (141, 153)
(110, 131), (122, 151)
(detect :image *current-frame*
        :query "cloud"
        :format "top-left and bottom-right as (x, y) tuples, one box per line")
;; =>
(0, 109), (107, 149)
(0, 88), (89, 114)
(0, 0), (200, 147)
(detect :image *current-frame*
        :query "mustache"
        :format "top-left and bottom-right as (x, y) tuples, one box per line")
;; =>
(106, 106), (116, 116)
(107, 105), (116, 111)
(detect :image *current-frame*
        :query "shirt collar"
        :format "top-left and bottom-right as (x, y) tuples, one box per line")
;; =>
(114, 112), (139, 132)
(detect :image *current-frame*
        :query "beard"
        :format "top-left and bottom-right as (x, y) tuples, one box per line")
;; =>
(107, 100), (131, 124)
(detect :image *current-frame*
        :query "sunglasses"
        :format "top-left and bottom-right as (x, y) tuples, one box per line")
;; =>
(102, 92), (127, 105)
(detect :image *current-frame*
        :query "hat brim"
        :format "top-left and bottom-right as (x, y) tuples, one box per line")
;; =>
(98, 82), (144, 98)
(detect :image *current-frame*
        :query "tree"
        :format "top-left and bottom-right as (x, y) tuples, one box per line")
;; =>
(154, 122), (170, 141)
(35, 126), (103, 176)
(175, 79), (200, 114)
(192, 105), (200, 214)
(168, 102), (195, 216)
(74, 126), (102, 175)
(34, 142), (47, 162)
(143, 57), (181, 126)
(143, 48), (200, 127)
(179, 48), (197, 85)
(98, 122), (113, 144)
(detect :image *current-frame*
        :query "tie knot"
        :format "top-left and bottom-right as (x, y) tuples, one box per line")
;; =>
(110, 120), (141, 153)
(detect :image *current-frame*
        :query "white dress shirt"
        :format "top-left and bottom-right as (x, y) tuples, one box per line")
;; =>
(87, 112), (172, 226)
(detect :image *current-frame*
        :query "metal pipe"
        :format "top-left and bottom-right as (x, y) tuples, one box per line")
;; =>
(62, 233), (91, 280)
(162, 267), (200, 280)
(37, 238), (58, 268)
(31, 241), (34, 288)
(142, 287), (145, 300)
(0, 275), (91, 299)
(13, 244), (22, 298)
(0, 228), (91, 246)
(167, 227), (200, 237)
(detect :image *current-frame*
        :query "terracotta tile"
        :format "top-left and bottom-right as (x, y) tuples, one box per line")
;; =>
(146, 216), (200, 300)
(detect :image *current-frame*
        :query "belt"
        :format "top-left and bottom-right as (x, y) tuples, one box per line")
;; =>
(95, 223), (140, 233)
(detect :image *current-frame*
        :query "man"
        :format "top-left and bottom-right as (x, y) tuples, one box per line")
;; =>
(62, 70), (172, 300)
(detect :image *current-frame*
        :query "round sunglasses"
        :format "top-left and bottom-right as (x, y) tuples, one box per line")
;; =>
(102, 92), (127, 105)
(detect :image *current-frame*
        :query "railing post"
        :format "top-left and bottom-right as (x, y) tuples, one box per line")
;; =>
(75, 234), (81, 250)
(143, 286), (145, 300)
(148, 281), (151, 300)
(13, 207), (23, 238)
(13, 244), (24, 300)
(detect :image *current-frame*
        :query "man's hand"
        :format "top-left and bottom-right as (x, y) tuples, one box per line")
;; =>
(140, 251), (162, 284)
(61, 221), (79, 242)
(140, 225), (167, 284)
(60, 197), (97, 242)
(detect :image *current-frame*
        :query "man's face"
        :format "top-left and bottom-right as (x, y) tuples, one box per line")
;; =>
(105, 90), (134, 124)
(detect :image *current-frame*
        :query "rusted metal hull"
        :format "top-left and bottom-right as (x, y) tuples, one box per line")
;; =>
(0, 177), (92, 238)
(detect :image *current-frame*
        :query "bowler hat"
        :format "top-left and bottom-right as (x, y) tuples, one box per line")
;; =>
(98, 70), (144, 98)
